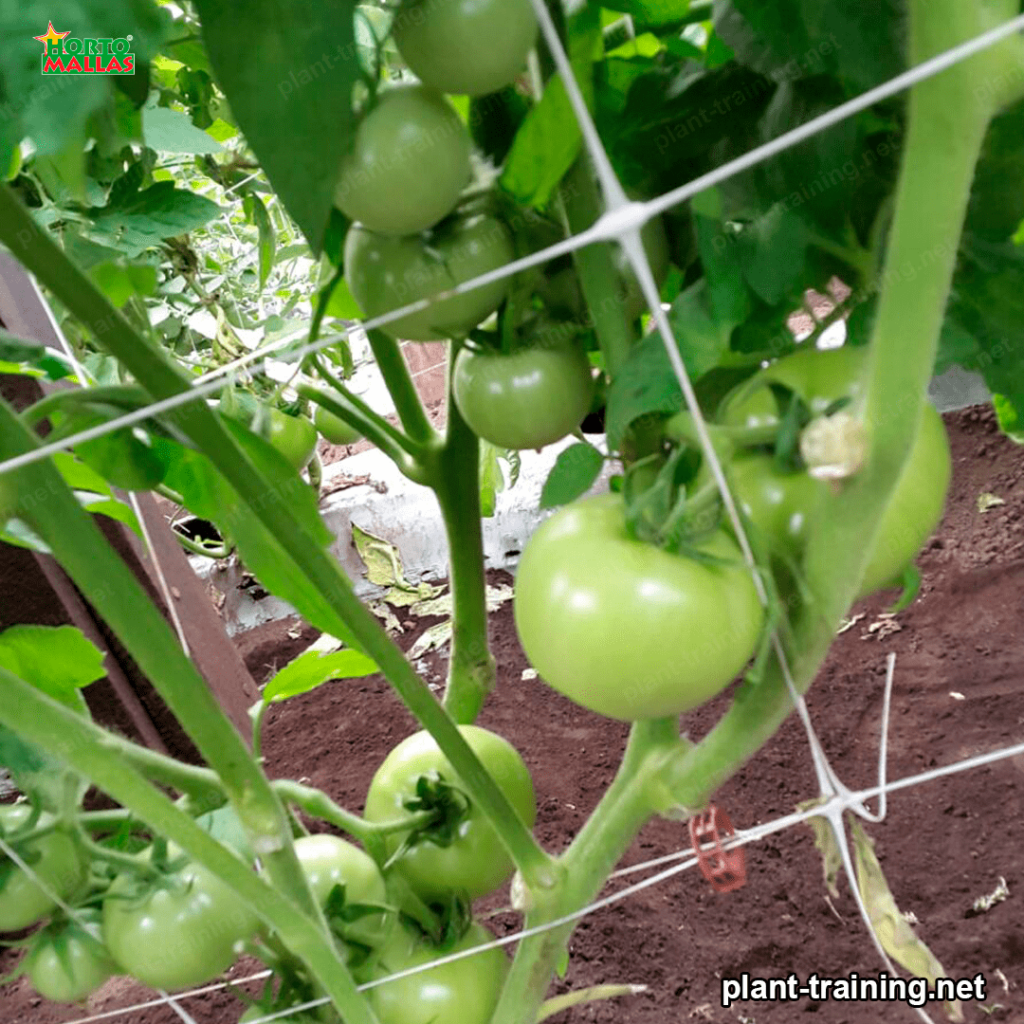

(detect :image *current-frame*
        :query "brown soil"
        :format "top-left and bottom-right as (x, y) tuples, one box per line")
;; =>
(3, 408), (1023, 1024)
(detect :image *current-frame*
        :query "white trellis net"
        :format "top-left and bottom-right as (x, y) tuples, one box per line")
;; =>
(2, 5), (1024, 1024)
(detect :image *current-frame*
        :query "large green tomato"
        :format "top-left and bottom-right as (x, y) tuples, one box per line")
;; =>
(345, 213), (515, 342)
(102, 862), (259, 991)
(267, 410), (318, 470)
(393, 0), (539, 97)
(0, 805), (86, 933)
(514, 493), (765, 721)
(335, 86), (471, 235)
(363, 726), (536, 901)
(368, 922), (509, 1024)
(453, 343), (593, 450)
(313, 402), (363, 446)
(722, 346), (952, 595)
(25, 921), (117, 1003)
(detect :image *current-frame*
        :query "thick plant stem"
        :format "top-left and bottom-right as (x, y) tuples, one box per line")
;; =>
(0, 671), (380, 1024)
(655, 0), (996, 812)
(560, 159), (635, 376)
(366, 329), (437, 445)
(0, 184), (551, 895)
(491, 722), (683, 1024)
(436, 344), (497, 725)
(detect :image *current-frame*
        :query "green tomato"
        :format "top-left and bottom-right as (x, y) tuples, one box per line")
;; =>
(453, 343), (594, 450)
(313, 403), (363, 446)
(293, 834), (386, 911)
(335, 85), (471, 236)
(0, 806), (86, 933)
(723, 346), (952, 595)
(393, 0), (538, 97)
(102, 862), (259, 991)
(267, 409), (318, 470)
(513, 493), (765, 721)
(345, 213), (515, 342)
(363, 726), (536, 901)
(369, 922), (509, 1024)
(25, 921), (117, 1003)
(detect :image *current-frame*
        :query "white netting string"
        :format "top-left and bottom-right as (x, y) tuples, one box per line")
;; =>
(3, 7), (1023, 1024)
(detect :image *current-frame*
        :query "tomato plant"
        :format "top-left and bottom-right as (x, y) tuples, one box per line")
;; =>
(267, 410), (318, 471)
(24, 919), (117, 1003)
(334, 85), (471, 236)
(102, 861), (259, 991)
(345, 212), (515, 342)
(392, 0), (538, 98)
(313, 403), (363, 446)
(363, 726), (536, 901)
(368, 921), (508, 1024)
(453, 341), (594, 450)
(722, 347), (952, 594)
(0, 806), (86, 933)
(514, 493), (765, 721)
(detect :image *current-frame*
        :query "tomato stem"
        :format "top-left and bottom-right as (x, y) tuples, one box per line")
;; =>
(365, 329), (437, 445)
(434, 343), (498, 725)
(560, 158), (636, 376)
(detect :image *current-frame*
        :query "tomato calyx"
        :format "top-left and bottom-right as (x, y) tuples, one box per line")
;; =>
(386, 773), (471, 861)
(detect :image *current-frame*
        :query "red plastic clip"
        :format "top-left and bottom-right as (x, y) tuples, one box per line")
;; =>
(689, 805), (747, 893)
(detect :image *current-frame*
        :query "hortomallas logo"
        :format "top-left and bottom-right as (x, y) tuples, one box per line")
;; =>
(34, 21), (135, 75)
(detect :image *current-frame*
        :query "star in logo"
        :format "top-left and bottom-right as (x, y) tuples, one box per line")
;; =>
(34, 22), (70, 50)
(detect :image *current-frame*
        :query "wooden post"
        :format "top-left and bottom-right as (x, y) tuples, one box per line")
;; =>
(0, 252), (260, 755)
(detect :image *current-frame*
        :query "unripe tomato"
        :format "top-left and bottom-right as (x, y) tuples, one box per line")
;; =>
(267, 410), (318, 470)
(25, 921), (117, 1003)
(292, 834), (386, 911)
(102, 862), (259, 991)
(345, 213), (515, 342)
(453, 343), (593, 450)
(364, 726), (536, 901)
(313, 403), (363, 446)
(393, 0), (539, 97)
(514, 493), (765, 721)
(722, 346), (952, 595)
(368, 921), (509, 1024)
(0, 805), (86, 933)
(335, 86), (471, 236)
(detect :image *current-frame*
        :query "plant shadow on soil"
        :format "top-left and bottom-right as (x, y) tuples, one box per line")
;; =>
(2, 408), (1023, 1024)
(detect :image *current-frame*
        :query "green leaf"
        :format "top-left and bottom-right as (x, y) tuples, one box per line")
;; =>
(717, 0), (904, 95)
(88, 261), (159, 308)
(90, 182), (221, 257)
(540, 443), (605, 509)
(668, 279), (735, 376)
(161, 425), (362, 649)
(79, 496), (143, 536)
(263, 648), (379, 705)
(967, 98), (1024, 243)
(501, 4), (601, 208)
(695, 210), (753, 324)
(601, 0), (692, 26)
(192, 0), (360, 254)
(735, 204), (809, 306)
(0, 334), (75, 382)
(606, 333), (686, 449)
(478, 441), (506, 519)
(142, 98), (224, 154)
(0, 626), (105, 712)
(52, 452), (114, 497)
(244, 193), (276, 288)
(993, 393), (1024, 443)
